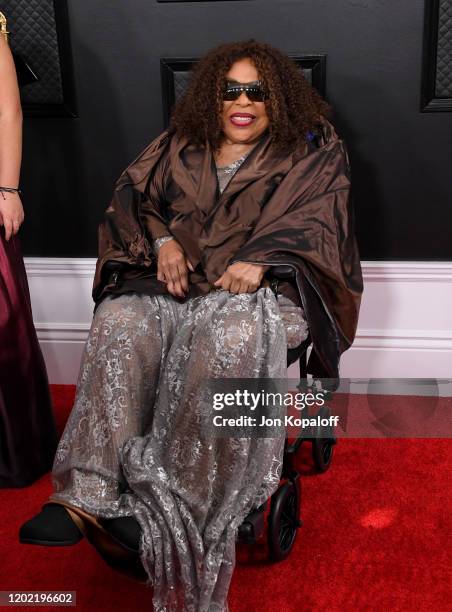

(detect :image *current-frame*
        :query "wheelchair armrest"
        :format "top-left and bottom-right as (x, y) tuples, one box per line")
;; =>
(103, 260), (127, 273)
(102, 260), (128, 286)
(266, 265), (295, 280)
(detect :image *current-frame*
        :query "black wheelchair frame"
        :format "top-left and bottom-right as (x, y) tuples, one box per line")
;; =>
(236, 265), (337, 562)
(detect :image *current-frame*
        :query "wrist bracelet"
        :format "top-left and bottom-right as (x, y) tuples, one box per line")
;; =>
(153, 235), (174, 253)
(0, 187), (22, 200)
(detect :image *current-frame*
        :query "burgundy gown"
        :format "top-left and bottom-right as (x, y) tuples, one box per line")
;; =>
(0, 55), (58, 487)
(0, 230), (58, 487)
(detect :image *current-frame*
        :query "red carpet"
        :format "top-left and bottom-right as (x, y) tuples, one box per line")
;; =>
(0, 385), (450, 611)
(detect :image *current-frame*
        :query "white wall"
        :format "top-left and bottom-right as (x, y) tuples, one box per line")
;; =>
(25, 258), (452, 384)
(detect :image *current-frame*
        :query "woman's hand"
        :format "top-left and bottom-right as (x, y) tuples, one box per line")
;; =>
(0, 192), (24, 241)
(213, 262), (270, 294)
(157, 238), (194, 298)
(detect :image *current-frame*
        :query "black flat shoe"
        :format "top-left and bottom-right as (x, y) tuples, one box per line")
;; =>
(19, 503), (85, 546)
(100, 516), (142, 553)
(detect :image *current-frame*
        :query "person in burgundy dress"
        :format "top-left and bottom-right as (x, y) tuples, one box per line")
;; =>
(0, 14), (58, 487)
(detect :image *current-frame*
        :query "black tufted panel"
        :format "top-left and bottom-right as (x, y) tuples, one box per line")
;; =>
(436, 0), (452, 97)
(3, 0), (77, 117)
(422, 0), (452, 111)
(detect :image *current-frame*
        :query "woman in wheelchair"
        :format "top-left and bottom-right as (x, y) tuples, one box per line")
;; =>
(20, 39), (362, 611)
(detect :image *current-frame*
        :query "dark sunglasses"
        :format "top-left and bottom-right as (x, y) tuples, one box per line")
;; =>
(222, 80), (269, 102)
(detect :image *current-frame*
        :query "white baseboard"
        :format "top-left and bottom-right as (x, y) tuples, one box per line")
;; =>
(24, 258), (452, 384)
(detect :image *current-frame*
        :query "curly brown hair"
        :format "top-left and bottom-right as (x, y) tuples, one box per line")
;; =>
(169, 39), (332, 155)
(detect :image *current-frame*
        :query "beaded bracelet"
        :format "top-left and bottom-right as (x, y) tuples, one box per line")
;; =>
(0, 187), (22, 200)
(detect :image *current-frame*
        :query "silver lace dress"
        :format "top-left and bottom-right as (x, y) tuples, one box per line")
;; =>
(49, 154), (309, 611)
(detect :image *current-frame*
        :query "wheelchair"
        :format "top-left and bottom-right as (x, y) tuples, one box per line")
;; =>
(236, 265), (337, 562)
(102, 261), (337, 565)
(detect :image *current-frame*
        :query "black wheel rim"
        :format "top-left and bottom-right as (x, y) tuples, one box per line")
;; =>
(322, 440), (333, 464)
(278, 490), (297, 552)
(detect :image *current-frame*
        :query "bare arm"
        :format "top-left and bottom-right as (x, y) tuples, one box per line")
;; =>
(0, 31), (24, 240)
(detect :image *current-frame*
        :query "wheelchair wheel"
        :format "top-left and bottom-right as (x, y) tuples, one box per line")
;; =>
(311, 404), (337, 473)
(268, 479), (302, 562)
(312, 437), (336, 472)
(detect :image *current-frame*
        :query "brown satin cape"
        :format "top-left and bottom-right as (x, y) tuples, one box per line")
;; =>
(93, 118), (363, 381)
